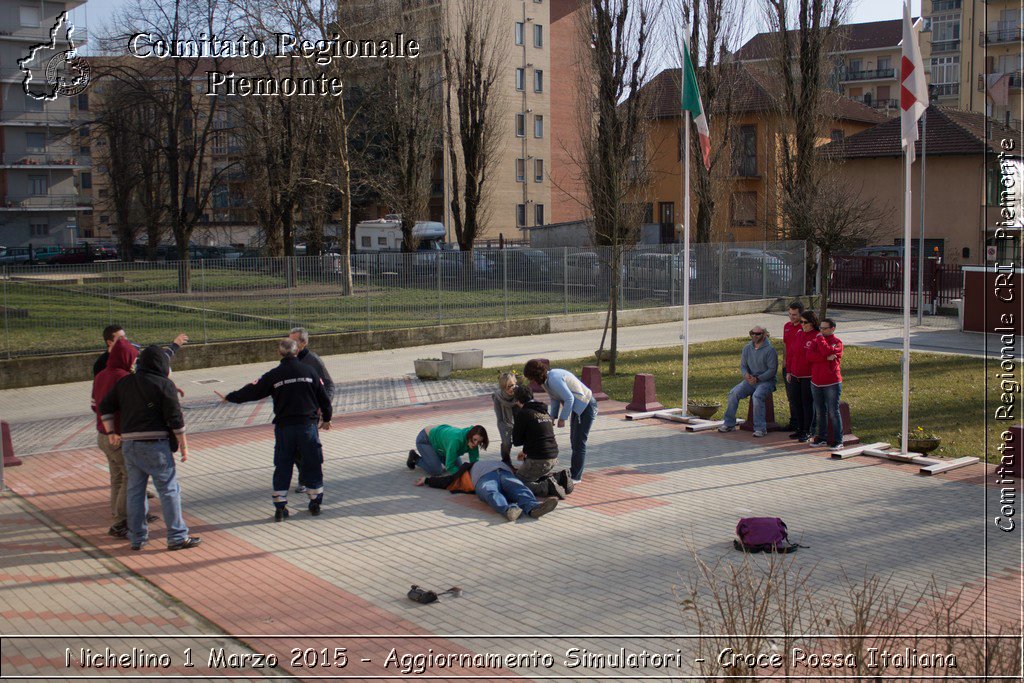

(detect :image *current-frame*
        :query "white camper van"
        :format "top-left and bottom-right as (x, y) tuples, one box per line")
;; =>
(354, 216), (446, 252)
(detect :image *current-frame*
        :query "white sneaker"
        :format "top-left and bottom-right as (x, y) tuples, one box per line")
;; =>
(505, 505), (523, 522)
(717, 425), (735, 433)
(571, 478), (582, 485)
(753, 430), (767, 437)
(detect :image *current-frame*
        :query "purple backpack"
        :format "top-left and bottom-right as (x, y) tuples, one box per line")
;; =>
(734, 517), (802, 553)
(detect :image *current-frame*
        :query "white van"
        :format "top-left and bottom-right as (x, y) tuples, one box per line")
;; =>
(354, 217), (446, 252)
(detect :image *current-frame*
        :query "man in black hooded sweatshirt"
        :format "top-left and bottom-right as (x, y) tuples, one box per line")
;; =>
(99, 346), (201, 552)
(509, 386), (573, 498)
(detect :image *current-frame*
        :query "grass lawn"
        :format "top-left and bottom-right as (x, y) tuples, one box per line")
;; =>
(0, 280), (609, 356)
(452, 338), (989, 462)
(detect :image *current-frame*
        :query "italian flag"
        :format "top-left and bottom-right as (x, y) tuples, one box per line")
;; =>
(681, 29), (711, 170)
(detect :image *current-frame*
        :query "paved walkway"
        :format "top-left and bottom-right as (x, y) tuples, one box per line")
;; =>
(0, 309), (993, 456)
(2, 392), (1019, 679)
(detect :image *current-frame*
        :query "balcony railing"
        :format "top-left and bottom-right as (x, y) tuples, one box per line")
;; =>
(980, 27), (1022, 46)
(976, 72), (1022, 92)
(851, 96), (899, 110)
(0, 27), (88, 44)
(0, 152), (85, 167)
(2, 194), (91, 209)
(931, 83), (960, 97)
(842, 68), (895, 82)
(930, 39), (961, 53)
(0, 109), (75, 125)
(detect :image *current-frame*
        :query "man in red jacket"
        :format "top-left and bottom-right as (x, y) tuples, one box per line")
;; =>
(807, 317), (844, 450)
(91, 337), (138, 537)
(781, 302), (805, 436)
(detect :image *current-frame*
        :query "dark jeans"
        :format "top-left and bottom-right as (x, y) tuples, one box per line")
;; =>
(475, 469), (540, 515)
(795, 377), (814, 436)
(569, 400), (598, 480)
(784, 374), (801, 430)
(812, 382), (843, 444)
(273, 422), (324, 508)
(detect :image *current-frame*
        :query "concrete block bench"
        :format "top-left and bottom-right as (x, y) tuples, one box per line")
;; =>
(442, 348), (483, 370)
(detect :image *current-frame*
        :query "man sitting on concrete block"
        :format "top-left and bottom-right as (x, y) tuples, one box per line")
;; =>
(718, 325), (778, 438)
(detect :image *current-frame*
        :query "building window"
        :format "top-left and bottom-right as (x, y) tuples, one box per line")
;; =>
(361, 235), (372, 248)
(25, 132), (45, 152)
(79, 172), (92, 189)
(100, 215), (109, 224)
(929, 55), (960, 87)
(534, 70), (543, 92)
(535, 204), (544, 226)
(534, 158), (544, 182)
(30, 223), (49, 236)
(930, 13), (960, 46)
(29, 175), (47, 195)
(515, 22), (524, 45)
(876, 57), (892, 72)
(515, 158), (525, 182)
(77, 94), (89, 111)
(643, 203), (654, 223)
(98, 188), (108, 199)
(534, 24), (543, 47)
(80, 145), (90, 156)
(731, 192), (757, 226)
(377, 236), (387, 246)
(515, 68), (524, 91)
(516, 204), (526, 227)
(20, 6), (41, 27)
(731, 125), (757, 176)
(534, 114), (543, 138)
(79, 125), (90, 137)
(515, 113), (525, 137)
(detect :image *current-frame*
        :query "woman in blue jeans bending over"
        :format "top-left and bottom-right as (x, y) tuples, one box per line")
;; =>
(523, 359), (597, 484)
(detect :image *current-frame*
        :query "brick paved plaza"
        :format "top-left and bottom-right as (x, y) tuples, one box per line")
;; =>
(1, 315), (1019, 680)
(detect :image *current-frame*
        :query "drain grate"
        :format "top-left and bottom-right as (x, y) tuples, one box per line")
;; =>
(194, 378), (223, 385)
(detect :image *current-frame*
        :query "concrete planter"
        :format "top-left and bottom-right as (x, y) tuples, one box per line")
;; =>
(442, 348), (483, 370)
(688, 403), (721, 420)
(414, 358), (452, 380)
(908, 437), (941, 454)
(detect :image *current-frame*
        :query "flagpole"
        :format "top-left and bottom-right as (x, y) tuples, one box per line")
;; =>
(902, 145), (912, 455)
(917, 107), (927, 325)
(682, 114), (691, 414)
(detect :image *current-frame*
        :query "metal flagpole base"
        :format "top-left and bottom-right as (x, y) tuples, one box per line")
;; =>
(624, 409), (744, 432)
(831, 441), (979, 474)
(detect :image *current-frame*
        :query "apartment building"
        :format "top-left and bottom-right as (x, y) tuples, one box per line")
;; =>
(735, 18), (915, 118)
(946, 0), (1022, 128)
(0, 0), (90, 248)
(643, 65), (885, 243)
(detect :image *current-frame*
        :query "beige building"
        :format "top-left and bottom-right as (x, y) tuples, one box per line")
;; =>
(821, 106), (1022, 266)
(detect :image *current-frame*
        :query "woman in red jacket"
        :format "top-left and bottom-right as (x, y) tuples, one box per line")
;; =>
(807, 317), (844, 449)
(91, 337), (138, 537)
(789, 310), (819, 442)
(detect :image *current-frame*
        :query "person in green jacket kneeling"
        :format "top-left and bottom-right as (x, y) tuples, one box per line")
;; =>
(407, 424), (489, 475)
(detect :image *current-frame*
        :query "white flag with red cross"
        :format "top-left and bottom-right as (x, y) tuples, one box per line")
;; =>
(900, 0), (928, 164)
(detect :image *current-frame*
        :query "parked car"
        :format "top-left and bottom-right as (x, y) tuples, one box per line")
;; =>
(48, 245), (118, 264)
(724, 248), (793, 292)
(624, 252), (698, 292)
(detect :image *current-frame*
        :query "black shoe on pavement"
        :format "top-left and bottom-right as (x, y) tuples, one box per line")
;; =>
(274, 507), (289, 522)
(108, 523), (128, 538)
(528, 498), (558, 519)
(130, 539), (147, 551)
(556, 469), (574, 495)
(309, 503), (322, 516)
(146, 514), (159, 523)
(788, 431), (802, 439)
(167, 536), (202, 551)
(406, 450), (419, 470)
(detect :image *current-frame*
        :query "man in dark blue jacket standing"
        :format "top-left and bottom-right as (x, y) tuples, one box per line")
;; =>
(218, 338), (333, 521)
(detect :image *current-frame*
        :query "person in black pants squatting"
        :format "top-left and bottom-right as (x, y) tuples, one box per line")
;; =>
(217, 338), (333, 521)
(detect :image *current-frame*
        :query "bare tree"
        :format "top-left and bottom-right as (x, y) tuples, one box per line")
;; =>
(93, 82), (144, 260)
(762, 0), (848, 241)
(103, 0), (241, 291)
(670, 0), (744, 242)
(358, 0), (442, 251)
(788, 165), (887, 318)
(577, 0), (660, 374)
(442, 0), (507, 251)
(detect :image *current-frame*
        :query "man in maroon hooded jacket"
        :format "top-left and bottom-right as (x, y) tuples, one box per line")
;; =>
(91, 337), (139, 537)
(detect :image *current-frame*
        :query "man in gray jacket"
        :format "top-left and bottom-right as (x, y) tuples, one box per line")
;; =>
(718, 325), (778, 437)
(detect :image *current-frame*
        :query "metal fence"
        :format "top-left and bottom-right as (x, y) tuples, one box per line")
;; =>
(0, 240), (806, 359)
(828, 256), (963, 311)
